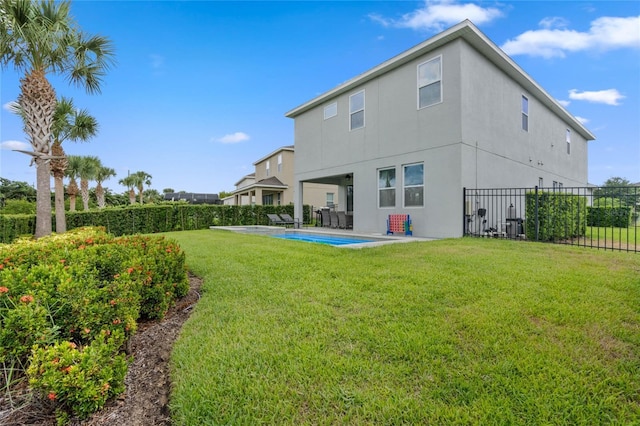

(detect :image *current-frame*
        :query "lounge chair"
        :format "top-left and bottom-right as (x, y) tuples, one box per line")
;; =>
(321, 209), (331, 227)
(337, 211), (346, 229)
(279, 213), (301, 228)
(267, 213), (287, 226)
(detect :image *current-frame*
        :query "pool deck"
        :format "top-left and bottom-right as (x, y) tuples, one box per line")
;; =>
(210, 225), (434, 248)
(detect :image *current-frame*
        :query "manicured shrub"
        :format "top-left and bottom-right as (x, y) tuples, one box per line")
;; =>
(27, 330), (128, 421)
(0, 227), (190, 422)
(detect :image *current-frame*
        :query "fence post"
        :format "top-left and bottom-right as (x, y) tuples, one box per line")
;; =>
(462, 187), (467, 236)
(534, 185), (539, 241)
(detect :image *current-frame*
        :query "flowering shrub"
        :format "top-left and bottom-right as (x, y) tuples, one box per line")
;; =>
(0, 227), (189, 422)
(27, 330), (128, 421)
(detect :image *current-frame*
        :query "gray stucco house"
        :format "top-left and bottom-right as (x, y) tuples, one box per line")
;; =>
(286, 20), (595, 238)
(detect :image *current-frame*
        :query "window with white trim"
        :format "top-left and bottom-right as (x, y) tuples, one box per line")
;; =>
(378, 168), (396, 208)
(277, 154), (282, 172)
(418, 56), (442, 109)
(403, 163), (424, 207)
(324, 102), (337, 120)
(266, 160), (270, 176)
(522, 95), (529, 131)
(349, 90), (365, 130)
(566, 129), (571, 154)
(326, 192), (334, 207)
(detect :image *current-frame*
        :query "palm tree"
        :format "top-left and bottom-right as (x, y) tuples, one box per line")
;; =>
(0, 0), (115, 238)
(131, 171), (152, 204)
(77, 156), (100, 211)
(65, 155), (82, 212)
(119, 175), (137, 205)
(50, 97), (99, 232)
(94, 165), (116, 208)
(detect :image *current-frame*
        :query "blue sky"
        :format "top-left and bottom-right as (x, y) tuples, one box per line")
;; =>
(1, 0), (639, 194)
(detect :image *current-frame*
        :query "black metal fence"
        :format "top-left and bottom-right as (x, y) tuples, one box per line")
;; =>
(463, 186), (639, 253)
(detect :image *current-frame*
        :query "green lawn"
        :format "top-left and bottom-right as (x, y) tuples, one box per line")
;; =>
(166, 230), (640, 425)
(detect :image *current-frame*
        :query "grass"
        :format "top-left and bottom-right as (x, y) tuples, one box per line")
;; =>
(165, 230), (640, 425)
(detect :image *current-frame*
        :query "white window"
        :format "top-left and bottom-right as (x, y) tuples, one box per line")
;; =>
(324, 102), (337, 120)
(378, 168), (396, 208)
(349, 90), (365, 130)
(326, 192), (334, 207)
(403, 163), (424, 207)
(566, 129), (571, 154)
(539, 177), (543, 188)
(277, 154), (282, 172)
(418, 56), (442, 109)
(266, 160), (270, 176)
(522, 95), (529, 131)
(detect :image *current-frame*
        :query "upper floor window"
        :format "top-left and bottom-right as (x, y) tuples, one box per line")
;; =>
(349, 90), (365, 130)
(403, 163), (424, 207)
(566, 129), (571, 154)
(418, 56), (442, 109)
(324, 102), (337, 120)
(277, 154), (283, 172)
(378, 168), (396, 208)
(522, 95), (529, 131)
(266, 160), (270, 176)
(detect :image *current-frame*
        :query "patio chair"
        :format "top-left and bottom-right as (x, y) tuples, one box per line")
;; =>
(337, 211), (347, 229)
(267, 213), (287, 226)
(330, 211), (338, 228)
(279, 213), (301, 228)
(321, 209), (331, 227)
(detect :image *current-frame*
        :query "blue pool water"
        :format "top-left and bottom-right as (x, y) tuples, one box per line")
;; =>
(272, 232), (375, 246)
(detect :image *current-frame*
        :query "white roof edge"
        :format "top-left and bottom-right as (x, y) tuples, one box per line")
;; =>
(252, 145), (295, 166)
(284, 19), (595, 141)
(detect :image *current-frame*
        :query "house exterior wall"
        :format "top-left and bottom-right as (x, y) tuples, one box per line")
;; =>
(255, 149), (295, 205)
(289, 21), (593, 238)
(458, 40), (589, 190)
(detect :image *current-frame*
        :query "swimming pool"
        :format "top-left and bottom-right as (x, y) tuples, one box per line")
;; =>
(272, 231), (376, 246)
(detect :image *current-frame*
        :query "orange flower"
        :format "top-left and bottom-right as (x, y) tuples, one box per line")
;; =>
(127, 267), (134, 274)
(20, 295), (34, 303)
(0, 286), (8, 294)
(48, 392), (57, 401)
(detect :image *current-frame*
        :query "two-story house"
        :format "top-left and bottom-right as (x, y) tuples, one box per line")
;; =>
(285, 20), (595, 238)
(224, 145), (337, 210)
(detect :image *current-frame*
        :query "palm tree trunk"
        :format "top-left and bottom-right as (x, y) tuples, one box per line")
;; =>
(129, 189), (136, 205)
(19, 69), (56, 239)
(51, 141), (67, 233)
(68, 179), (79, 212)
(96, 183), (105, 208)
(81, 179), (90, 211)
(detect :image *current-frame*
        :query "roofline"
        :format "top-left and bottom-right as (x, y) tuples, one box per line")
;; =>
(253, 145), (295, 166)
(231, 182), (288, 195)
(234, 173), (255, 187)
(285, 19), (595, 141)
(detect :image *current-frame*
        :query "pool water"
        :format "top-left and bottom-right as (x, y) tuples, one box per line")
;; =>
(272, 232), (375, 246)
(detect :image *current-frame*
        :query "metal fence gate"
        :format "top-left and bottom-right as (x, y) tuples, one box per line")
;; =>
(463, 186), (639, 253)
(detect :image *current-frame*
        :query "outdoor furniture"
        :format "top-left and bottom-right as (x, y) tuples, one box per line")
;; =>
(330, 211), (338, 228)
(267, 213), (293, 227)
(279, 213), (301, 229)
(387, 214), (412, 236)
(337, 211), (347, 229)
(321, 208), (331, 228)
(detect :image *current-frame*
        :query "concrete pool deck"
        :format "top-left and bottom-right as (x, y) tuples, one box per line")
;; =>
(210, 225), (434, 248)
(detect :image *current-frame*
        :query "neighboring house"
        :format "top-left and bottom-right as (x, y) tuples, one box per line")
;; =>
(227, 145), (336, 210)
(285, 20), (595, 238)
(164, 192), (221, 204)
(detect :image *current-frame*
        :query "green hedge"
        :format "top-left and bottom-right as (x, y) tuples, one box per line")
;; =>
(587, 206), (632, 228)
(0, 204), (312, 244)
(525, 191), (587, 241)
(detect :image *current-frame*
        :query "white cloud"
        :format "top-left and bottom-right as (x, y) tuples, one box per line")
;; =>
(370, 0), (504, 32)
(502, 15), (640, 58)
(1, 140), (30, 151)
(557, 99), (571, 107)
(569, 89), (625, 106)
(214, 132), (250, 144)
(539, 17), (569, 30)
(574, 116), (589, 125)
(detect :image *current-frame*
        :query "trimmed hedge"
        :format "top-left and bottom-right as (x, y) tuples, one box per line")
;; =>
(525, 191), (587, 241)
(587, 206), (632, 228)
(0, 204), (312, 244)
